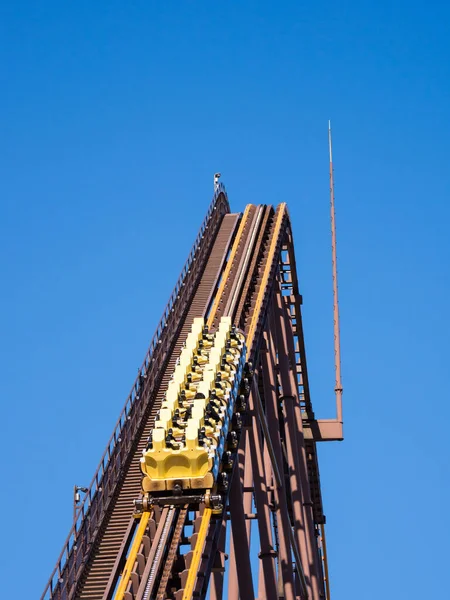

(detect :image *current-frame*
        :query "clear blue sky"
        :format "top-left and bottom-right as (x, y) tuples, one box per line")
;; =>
(1, 1), (449, 598)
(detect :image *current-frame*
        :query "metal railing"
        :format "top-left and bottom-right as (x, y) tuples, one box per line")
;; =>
(41, 184), (230, 600)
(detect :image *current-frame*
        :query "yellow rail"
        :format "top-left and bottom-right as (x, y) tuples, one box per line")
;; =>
(182, 508), (212, 599)
(119, 207), (252, 599)
(113, 511), (151, 600)
(207, 205), (252, 329)
(246, 203), (286, 350)
(182, 205), (287, 599)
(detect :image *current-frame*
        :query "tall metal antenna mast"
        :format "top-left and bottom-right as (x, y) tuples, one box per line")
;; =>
(328, 120), (343, 425)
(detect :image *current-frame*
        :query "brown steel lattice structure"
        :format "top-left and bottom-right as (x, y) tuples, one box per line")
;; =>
(41, 182), (343, 600)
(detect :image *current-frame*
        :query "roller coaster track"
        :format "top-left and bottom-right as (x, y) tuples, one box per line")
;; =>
(41, 183), (342, 600)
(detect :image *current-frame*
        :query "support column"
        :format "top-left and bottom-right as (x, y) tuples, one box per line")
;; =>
(262, 330), (296, 600)
(209, 516), (227, 600)
(248, 379), (278, 600)
(228, 429), (255, 600)
(273, 292), (324, 599)
(244, 428), (253, 544)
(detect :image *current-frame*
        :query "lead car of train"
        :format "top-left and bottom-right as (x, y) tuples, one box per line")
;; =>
(137, 317), (251, 511)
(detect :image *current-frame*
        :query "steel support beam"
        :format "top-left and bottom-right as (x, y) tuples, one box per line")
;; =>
(247, 379), (278, 600)
(274, 292), (325, 599)
(209, 517), (227, 600)
(306, 419), (343, 442)
(228, 431), (255, 600)
(262, 329), (296, 600)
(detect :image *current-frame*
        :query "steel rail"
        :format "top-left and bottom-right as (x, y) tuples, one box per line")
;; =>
(112, 512), (152, 600)
(207, 204), (252, 328)
(136, 507), (173, 600)
(177, 206), (268, 599)
(130, 204), (322, 600)
(247, 203), (287, 351)
(91, 215), (240, 599)
(182, 509), (212, 600)
(108, 208), (256, 600)
(41, 185), (230, 600)
(180, 206), (260, 598)
(226, 205), (265, 318)
(142, 508), (176, 599)
(182, 205), (289, 599)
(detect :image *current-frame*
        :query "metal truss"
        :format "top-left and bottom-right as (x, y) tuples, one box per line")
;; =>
(41, 191), (342, 600)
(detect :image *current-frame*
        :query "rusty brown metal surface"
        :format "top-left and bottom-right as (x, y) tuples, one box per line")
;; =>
(166, 203), (321, 600)
(308, 419), (343, 441)
(228, 431), (255, 600)
(279, 235), (327, 525)
(272, 295), (322, 599)
(42, 195), (335, 600)
(165, 206), (282, 600)
(75, 214), (240, 599)
(262, 327), (296, 600)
